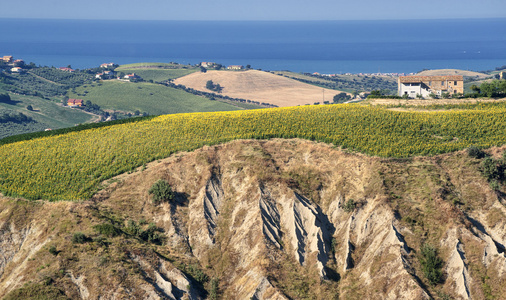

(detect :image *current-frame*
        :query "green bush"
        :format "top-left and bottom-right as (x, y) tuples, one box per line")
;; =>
(481, 157), (503, 181)
(420, 244), (443, 285)
(148, 179), (174, 204)
(466, 145), (486, 159)
(139, 223), (164, 245)
(48, 245), (58, 256)
(71, 232), (89, 244)
(93, 223), (121, 237)
(343, 199), (356, 213)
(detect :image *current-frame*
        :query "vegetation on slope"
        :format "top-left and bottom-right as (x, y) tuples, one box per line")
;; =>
(115, 62), (199, 81)
(66, 81), (240, 115)
(272, 71), (398, 93)
(2, 103), (506, 200)
(0, 93), (94, 138)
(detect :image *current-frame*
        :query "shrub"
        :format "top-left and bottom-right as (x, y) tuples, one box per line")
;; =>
(148, 179), (174, 204)
(466, 145), (486, 159)
(481, 157), (502, 181)
(48, 245), (58, 256)
(71, 232), (89, 244)
(93, 223), (121, 237)
(420, 244), (443, 285)
(139, 223), (164, 245)
(343, 199), (356, 212)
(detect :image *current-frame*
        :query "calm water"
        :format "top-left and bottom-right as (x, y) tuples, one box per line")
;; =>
(1, 18), (505, 73)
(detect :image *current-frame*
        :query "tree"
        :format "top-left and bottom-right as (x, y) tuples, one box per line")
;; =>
(333, 92), (351, 103)
(148, 179), (174, 205)
(26, 105), (33, 111)
(370, 90), (382, 97)
(200, 66), (207, 73)
(0, 93), (11, 103)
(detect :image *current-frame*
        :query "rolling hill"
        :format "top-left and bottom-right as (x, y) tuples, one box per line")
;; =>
(173, 70), (349, 107)
(115, 62), (199, 81)
(67, 80), (241, 115)
(416, 68), (491, 79)
(0, 93), (95, 138)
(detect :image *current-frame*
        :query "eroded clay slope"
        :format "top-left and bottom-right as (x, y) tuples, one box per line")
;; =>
(1, 139), (506, 300)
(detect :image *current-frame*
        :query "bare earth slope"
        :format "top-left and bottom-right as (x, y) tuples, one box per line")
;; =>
(173, 70), (347, 107)
(1, 139), (506, 299)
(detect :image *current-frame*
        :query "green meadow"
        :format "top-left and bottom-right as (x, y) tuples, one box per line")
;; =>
(67, 80), (240, 115)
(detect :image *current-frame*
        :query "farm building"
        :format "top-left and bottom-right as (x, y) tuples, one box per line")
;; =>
(398, 75), (464, 98)
(67, 99), (84, 107)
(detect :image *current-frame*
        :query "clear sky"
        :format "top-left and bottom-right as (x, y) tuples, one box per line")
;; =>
(3, 0), (506, 20)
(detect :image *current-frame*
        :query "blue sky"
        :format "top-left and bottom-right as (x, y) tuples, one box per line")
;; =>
(4, 0), (506, 20)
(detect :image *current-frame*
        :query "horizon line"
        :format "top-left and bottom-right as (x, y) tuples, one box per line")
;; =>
(1, 16), (505, 22)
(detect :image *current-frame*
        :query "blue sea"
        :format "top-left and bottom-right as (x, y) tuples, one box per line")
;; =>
(1, 18), (505, 74)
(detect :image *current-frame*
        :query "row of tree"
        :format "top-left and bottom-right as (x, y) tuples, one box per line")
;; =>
(470, 80), (506, 98)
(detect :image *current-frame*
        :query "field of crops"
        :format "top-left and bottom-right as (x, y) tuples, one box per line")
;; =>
(1, 103), (506, 201)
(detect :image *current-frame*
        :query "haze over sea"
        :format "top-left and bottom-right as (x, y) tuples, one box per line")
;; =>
(1, 18), (505, 74)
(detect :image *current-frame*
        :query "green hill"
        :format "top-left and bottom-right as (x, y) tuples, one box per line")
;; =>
(0, 93), (94, 138)
(115, 62), (199, 81)
(67, 80), (240, 115)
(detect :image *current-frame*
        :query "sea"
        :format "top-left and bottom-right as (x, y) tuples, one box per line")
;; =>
(1, 18), (505, 74)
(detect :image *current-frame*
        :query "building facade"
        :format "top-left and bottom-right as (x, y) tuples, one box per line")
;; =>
(398, 75), (464, 98)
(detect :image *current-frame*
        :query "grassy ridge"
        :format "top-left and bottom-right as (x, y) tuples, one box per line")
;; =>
(2, 103), (506, 201)
(116, 69), (198, 81)
(67, 81), (240, 115)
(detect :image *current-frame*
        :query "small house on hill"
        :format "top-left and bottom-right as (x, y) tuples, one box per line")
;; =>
(100, 62), (115, 68)
(59, 67), (75, 72)
(227, 65), (244, 70)
(124, 73), (142, 81)
(13, 59), (24, 67)
(201, 62), (216, 68)
(2, 56), (13, 63)
(11, 67), (25, 73)
(398, 75), (464, 98)
(67, 99), (84, 107)
(96, 70), (114, 79)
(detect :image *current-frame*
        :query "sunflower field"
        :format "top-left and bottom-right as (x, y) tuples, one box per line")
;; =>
(1, 103), (506, 201)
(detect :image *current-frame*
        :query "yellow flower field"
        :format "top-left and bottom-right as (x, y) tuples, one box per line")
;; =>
(1, 104), (506, 201)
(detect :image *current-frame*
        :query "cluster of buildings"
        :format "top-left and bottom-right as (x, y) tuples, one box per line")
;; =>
(2, 55), (26, 73)
(200, 62), (245, 70)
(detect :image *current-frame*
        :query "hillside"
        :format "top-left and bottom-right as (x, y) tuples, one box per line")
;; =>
(1, 139), (506, 299)
(115, 62), (199, 81)
(272, 71), (398, 93)
(67, 81), (241, 115)
(0, 93), (95, 138)
(173, 70), (348, 107)
(2, 103), (506, 201)
(416, 69), (490, 79)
